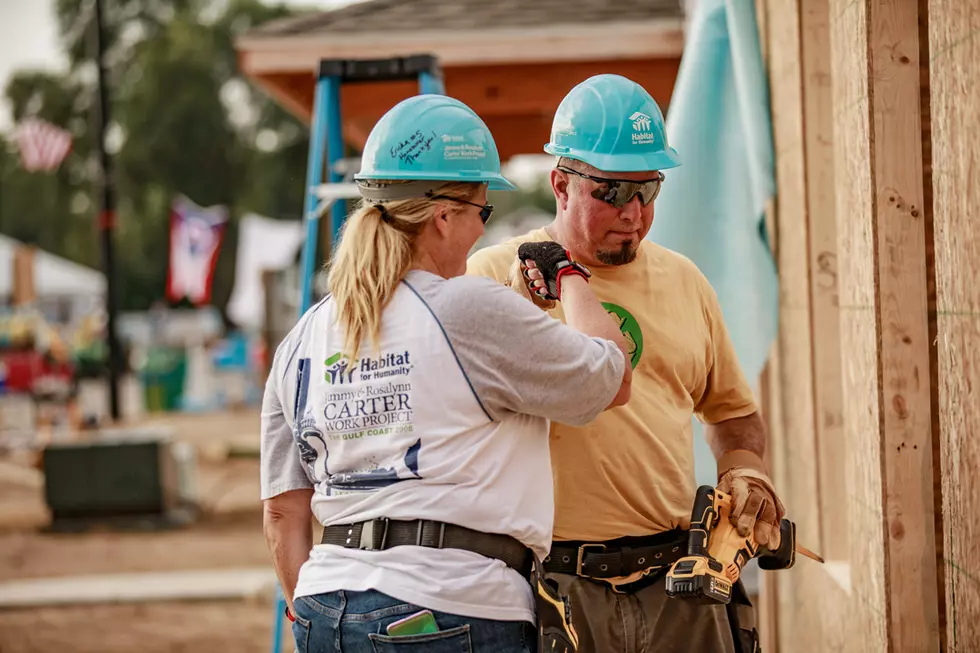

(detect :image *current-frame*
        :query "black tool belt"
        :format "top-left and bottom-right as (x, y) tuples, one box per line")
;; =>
(545, 529), (688, 579)
(320, 518), (532, 576)
(727, 579), (761, 653)
(532, 555), (578, 653)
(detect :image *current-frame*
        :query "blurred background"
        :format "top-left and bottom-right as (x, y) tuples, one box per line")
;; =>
(1, 0), (977, 651)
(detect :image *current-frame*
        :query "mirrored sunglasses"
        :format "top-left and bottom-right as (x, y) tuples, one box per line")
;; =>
(557, 166), (665, 208)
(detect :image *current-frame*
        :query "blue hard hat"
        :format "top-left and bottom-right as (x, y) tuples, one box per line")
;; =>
(544, 74), (681, 173)
(355, 94), (517, 192)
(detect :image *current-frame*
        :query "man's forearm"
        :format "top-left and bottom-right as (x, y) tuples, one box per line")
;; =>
(705, 411), (767, 462)
(263, 492), (314, 612)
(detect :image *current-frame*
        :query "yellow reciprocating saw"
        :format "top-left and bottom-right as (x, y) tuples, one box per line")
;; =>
(665, 484), (824, 604)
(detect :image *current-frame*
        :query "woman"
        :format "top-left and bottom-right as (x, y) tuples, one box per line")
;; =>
(260, 94), (632, 653)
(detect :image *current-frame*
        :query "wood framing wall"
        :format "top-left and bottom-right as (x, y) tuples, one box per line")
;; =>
(760, 0), (865, 649)
(754, 0), (979, 650)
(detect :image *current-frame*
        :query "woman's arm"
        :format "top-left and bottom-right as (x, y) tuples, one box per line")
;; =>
(420, 273), (628, 426)
(259, 337), (317, 614)
(523, 259), (632, 408)
(557, 274), (632, 407)
(263, 489), (314, 615)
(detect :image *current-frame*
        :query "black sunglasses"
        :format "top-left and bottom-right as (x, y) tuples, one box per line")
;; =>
(557, 166), (665, 208)
(428, 194), (494, 224)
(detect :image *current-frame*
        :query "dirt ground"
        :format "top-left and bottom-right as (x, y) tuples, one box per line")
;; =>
(0, 409), (297, 653)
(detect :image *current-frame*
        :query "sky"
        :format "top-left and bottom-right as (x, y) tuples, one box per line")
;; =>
(0, 0), (363, 128)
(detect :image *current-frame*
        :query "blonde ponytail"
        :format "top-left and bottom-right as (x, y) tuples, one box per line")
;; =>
(327, 181), (481, 358)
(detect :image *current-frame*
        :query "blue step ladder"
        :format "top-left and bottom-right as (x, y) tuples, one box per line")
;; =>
(294, 54), (446, 316)
(270, 54), (445, 653)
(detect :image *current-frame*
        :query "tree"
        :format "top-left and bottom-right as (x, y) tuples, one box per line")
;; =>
(1, 0), (309, 318)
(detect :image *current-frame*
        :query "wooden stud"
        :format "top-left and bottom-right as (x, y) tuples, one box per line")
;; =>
(868, 0), (941, 648)
(800, 0), (847, 562)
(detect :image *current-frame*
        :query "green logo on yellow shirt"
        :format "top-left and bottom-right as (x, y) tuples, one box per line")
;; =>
(602, 303), (642, 368)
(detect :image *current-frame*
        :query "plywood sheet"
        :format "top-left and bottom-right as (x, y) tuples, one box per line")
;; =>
(929, 1), (980, 650)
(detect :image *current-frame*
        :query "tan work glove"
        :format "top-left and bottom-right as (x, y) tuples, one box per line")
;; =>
(506, 254), (556, 310)
(716, 449), (786, 551)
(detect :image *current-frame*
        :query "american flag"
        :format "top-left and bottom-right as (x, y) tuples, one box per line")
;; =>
(14, 117), (73, 173)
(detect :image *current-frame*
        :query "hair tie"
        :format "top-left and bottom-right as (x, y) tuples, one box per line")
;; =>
(374, 204), (393, 224)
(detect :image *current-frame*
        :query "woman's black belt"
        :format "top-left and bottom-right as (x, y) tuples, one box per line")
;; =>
(320, 518), (532, 576)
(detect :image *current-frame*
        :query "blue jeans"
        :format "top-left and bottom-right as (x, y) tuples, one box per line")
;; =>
(291, 589), (537, 653)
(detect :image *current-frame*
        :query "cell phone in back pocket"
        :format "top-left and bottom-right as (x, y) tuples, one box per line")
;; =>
(386, 610), (439, 636)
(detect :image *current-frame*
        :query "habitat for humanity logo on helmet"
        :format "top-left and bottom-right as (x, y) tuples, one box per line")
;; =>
(324, 349), (414, 385)
(630, 111), (655, 144)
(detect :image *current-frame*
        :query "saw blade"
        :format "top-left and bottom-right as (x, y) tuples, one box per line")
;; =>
(796, 543), (825, 563)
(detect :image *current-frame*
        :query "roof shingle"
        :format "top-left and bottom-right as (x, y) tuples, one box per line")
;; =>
(248, 0), (684, 38)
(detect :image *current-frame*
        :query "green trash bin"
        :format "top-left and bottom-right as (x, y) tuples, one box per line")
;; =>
(140, 347), (187, 412)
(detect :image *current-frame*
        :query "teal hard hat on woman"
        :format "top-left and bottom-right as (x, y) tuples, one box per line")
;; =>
(321, 92), (519, 356)
(544, 74), (682, 172)
(355, 93), (517, 199)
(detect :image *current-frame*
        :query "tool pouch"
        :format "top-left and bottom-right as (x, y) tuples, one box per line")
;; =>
(726, 580), (761, 653)
(532, 555), (579, 653)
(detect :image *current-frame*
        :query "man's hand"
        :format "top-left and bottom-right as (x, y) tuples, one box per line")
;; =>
(716, 449), (786, 550)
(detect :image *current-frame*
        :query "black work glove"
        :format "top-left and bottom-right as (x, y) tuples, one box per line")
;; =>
(517, 242), (591, 301)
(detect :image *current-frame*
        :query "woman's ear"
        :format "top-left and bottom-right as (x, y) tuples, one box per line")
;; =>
(431, 211), (452, 238)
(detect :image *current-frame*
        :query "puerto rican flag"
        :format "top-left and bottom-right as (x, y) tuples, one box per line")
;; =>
(15, 117), (73, 173)
(166, 195), (228, 306)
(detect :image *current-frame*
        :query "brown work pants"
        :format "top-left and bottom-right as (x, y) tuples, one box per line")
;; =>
(547, 571), (749, 653)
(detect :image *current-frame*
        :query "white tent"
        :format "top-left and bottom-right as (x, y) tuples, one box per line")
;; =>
(0, 234), (106, 300)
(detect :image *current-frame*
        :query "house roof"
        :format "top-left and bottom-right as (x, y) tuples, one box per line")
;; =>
(237, 0), (686, 71)
(247, 0), (684, 39)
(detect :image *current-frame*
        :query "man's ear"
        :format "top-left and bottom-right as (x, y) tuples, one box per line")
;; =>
(551, 168), (570, 210)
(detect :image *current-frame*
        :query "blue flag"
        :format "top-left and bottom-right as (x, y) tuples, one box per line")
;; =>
(648, 0), (778, 485)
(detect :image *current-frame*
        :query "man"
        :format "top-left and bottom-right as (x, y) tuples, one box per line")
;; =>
(466, 73), (785, 653)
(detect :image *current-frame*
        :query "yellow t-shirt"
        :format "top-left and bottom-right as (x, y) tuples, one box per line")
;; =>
(466, 227), (758, 542)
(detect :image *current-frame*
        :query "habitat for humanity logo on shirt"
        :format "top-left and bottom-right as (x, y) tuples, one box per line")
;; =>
(322, 349), (416, 437)
(293, 348), (421, 496)
(324, 350), (414, 385)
